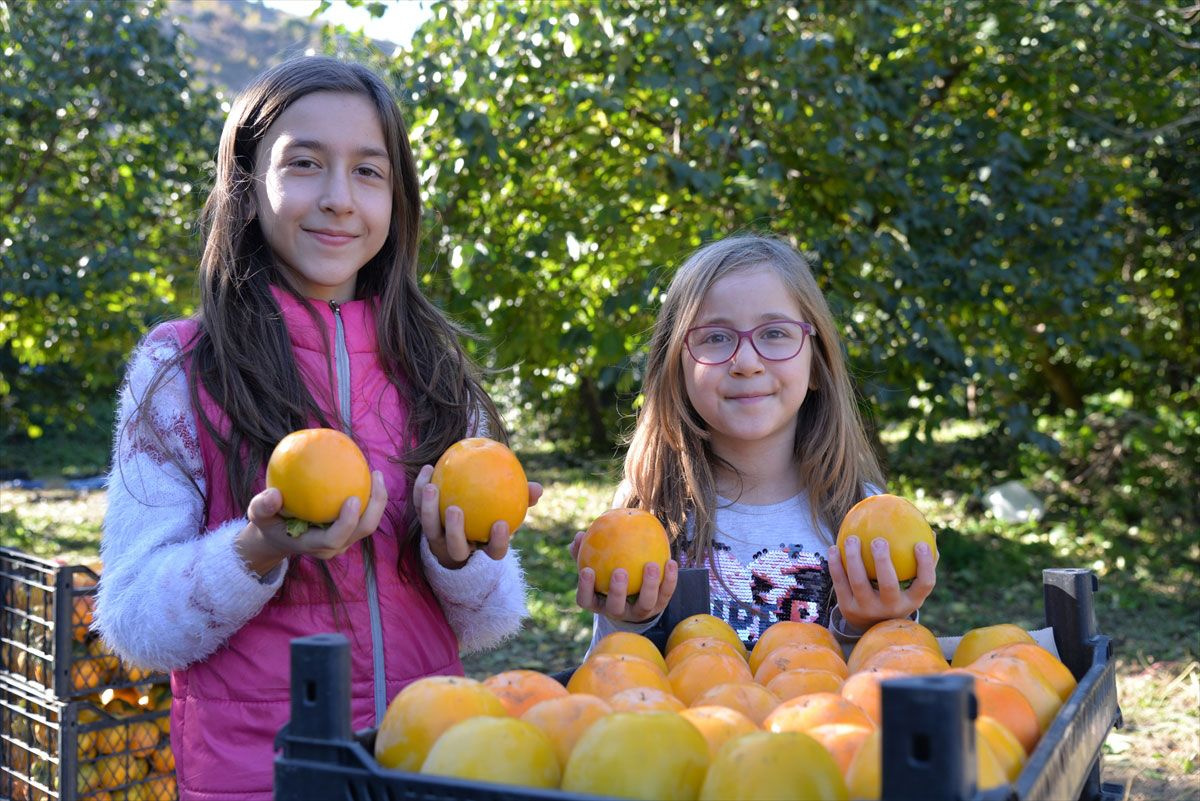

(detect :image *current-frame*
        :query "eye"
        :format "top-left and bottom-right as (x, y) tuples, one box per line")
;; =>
(759, 325), (794, 340)
(356, 165), (386, 179)
(288, 157), (319, 170)
(700, 329), (732, 345)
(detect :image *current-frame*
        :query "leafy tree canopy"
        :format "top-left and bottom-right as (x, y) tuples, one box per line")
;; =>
(2, 0), (1194, 461)
(382, 0), (1196, 449)
(1, 0), (222, 442)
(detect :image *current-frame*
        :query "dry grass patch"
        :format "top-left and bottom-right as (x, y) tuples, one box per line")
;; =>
(1106, 659), (1200, 801)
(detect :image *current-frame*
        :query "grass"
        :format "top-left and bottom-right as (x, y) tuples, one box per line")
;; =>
(2, 395), (1196, 799)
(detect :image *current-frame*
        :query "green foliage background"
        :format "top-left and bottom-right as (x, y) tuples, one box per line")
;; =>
(1, 8), (1194, 794)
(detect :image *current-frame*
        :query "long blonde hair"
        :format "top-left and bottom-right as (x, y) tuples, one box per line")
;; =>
(622, 235), (884, 564)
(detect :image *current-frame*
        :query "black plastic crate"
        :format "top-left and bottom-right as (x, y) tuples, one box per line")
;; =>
(1, 676), (177, 801)
(880, 569), (1124, 801)
(274, 567), (1124, 801)
(0, 547), (167, 699)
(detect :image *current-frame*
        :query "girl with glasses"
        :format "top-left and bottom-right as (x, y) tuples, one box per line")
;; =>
(573, 234), (937, 651)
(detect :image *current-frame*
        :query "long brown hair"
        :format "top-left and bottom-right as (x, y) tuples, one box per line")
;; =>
(622, 235), (884, 565)
(134, 57), (500, 560)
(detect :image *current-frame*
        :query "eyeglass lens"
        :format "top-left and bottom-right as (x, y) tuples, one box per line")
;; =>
(687, 321), (809, 364)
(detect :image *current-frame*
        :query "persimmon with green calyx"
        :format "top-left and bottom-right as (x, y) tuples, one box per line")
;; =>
(265, 428), (371, 537)
(431, 437), (529, 543)
(836, 493), (937, 582)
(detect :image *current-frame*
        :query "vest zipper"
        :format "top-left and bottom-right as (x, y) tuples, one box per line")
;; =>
(330, 299), (388, 724)
(329, 300), (352, 433)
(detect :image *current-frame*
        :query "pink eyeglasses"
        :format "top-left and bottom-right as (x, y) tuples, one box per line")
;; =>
(684, 320), (816, 365)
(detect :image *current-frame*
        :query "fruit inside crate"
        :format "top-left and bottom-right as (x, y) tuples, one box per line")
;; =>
(274, 568), (1122, 801)
(1, 677), (178, 801)
(1, 547), (168, 699)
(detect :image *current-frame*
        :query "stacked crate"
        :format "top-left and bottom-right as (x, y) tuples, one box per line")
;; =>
(0, 547), (177, 801)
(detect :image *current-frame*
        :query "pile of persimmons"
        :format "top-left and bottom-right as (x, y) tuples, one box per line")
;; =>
(369, 612), (1075, 801)
(265, 433), (1074, 800)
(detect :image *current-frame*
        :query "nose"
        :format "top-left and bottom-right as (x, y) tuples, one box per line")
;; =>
(319, 170), (353, 215)
(728, 334), (764, 373)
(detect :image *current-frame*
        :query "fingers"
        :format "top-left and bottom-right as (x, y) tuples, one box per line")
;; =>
(629, 560), (678, 621)
(905, 541), (938, 604)
(440, 505), (472, 565)
(841, 536), (873, 593)
(602, 569), (631, 618)
(355, 471), (388, 536)
(831, 536), (938, 629)
(413, 465), (434, 514)
(483, 521), (511, 560)
(575, 559), (680, 623)
(298, 493), (360, 560)
(827, 543), (868, 627)
(569, 531), (584, 561)
(418, 473), (443, 540)
(527, 481), (543, 507)
(576, 566), (599, 611)
(628, 562), (662, 619)
(656, 560), (679, 606)
(870, 538), (903, 607)
(247, 487), (284, 526)
(416, 468), (467, 568)
(827, 544), (852, 601)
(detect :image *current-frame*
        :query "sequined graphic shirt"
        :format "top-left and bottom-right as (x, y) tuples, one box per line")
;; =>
(684, 493), (839, 648)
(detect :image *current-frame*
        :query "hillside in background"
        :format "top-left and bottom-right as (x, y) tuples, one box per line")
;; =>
(166, 0), (401, 94)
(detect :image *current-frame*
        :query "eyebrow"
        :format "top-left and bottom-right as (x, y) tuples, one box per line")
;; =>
(695, 312), (798, 326)
(282, 138), (389, 161)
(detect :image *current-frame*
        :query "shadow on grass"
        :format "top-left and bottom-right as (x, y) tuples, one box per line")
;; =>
(0, 509), (100, 560)
(921, 521), (1198, 664)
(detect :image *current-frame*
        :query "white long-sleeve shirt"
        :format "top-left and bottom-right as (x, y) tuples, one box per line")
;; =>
(95, 331), (528, 671)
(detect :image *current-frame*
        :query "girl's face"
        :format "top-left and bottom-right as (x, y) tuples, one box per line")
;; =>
(253, 91), (392, 302)
(682, 266), (814, 456)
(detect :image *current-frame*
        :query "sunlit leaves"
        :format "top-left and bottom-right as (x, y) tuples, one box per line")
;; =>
(384, 0), (1195, 449)
(2, 0), (221, 439)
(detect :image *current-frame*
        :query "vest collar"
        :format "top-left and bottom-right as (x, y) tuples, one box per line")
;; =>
(269, 284), (378, 354)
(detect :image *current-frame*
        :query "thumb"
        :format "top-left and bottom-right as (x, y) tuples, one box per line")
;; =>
(248, 487), (284, 522)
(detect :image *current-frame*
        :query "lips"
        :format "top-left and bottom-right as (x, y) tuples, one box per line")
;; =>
(305, 228), (358, 244)
(726, 392), (773, 400)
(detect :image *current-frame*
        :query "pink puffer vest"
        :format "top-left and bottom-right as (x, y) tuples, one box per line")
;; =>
(166, 288), (462, 800)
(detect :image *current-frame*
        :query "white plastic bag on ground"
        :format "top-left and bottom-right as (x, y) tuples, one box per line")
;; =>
(985, 481), (1045, 523)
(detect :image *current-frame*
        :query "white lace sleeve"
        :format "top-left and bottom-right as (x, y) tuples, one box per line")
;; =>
(93, 327), (285, 671)
(419, 538), (528, 654)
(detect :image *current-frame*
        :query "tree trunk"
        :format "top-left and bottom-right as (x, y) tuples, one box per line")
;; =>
(578, 376), (609, 452)
(1036, 353), (1084, 411)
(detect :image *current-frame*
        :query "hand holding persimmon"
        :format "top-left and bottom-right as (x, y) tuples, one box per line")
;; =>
(265, 428), (372, 536)
(430, 438), (529, 544)
(575, 509), (671, 597)
(835, 493), (937, 582)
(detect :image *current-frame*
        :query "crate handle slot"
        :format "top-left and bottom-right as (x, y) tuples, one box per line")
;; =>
(284, 633), (352, 745)
(1043, 568), (1100, 681)
(881, 673), (979, 801)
